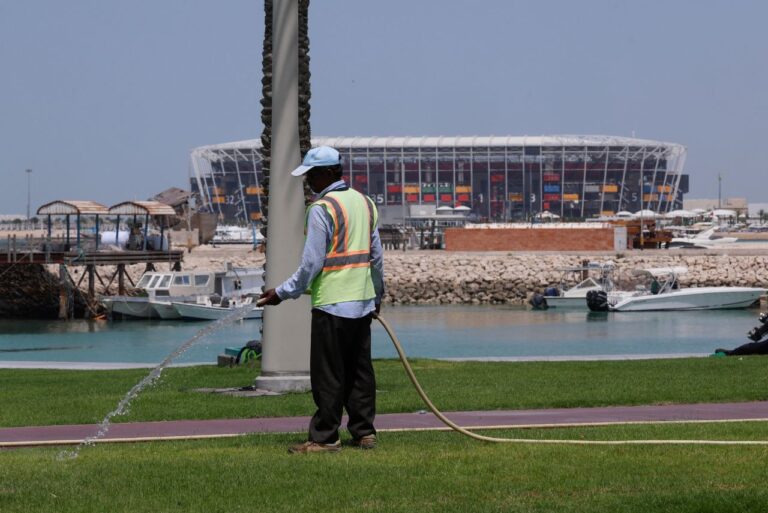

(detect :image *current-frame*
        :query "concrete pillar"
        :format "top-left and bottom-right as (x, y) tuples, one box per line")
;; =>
(254, 0), (311, 393)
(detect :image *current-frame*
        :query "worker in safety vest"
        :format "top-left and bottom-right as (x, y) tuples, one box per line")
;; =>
(260, 146), (385, 453)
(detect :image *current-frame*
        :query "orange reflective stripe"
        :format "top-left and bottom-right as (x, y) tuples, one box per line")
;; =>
(323, 251), (370, 270)
(322, 262), (372, 272)
(312, 199), (338, 233)
(321, 195), (347, 254)
(327, 249), (369, 257)
(333, 195), (350, 253)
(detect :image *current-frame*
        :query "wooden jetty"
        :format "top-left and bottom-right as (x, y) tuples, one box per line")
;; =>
(1, 199), (185, 319)
(1, 234), (183, 319)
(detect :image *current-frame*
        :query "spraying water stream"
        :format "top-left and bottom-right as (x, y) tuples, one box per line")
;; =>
(58, 303), (259, 460)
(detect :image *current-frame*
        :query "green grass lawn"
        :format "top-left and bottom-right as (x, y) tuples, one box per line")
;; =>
(3, 358), (768, 512)
(2, 425), (768, 513)
(2, 356), (768, 427)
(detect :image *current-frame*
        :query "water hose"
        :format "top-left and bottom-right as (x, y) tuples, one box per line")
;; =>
(373, 312), (768, 446)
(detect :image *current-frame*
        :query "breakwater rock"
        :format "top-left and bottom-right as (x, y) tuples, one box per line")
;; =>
(0, 264), (85, 318)
(7, 248), (765, 317)
(382, 253), (768, 305)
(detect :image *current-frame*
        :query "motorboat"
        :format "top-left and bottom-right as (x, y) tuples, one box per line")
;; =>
(172, 295), (263, 321)
(669, 227), (738, 249)
(101, 264), (264, 319)
(587, 267), (765, 312)
(101, 295), (161, 319)
(101, 271), (217, 319)
(539, 262), (615, 309)
(150, 300), (184, 320)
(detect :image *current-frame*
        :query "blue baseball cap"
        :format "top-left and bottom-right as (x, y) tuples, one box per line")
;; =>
(291, 146), (341, 176)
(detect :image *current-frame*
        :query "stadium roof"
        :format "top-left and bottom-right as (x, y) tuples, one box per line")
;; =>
(192, 135), (686, 156)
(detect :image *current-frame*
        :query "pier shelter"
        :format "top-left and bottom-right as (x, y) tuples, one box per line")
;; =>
(0, 200), (183, 319)
(108, 200), (177, 251)
(38, 200), (109, 252)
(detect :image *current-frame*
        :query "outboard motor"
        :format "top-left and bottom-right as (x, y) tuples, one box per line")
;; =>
(528, 293), (549, 310)
(586, 290), (610, 312)
(715, 312), (768, 356)
(747, 312), (768, 342)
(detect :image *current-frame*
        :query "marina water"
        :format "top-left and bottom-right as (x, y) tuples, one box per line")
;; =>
(1, 305), (762, 366)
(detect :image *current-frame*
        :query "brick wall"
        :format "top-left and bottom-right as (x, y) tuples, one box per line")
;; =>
(444, 227), (617, 251)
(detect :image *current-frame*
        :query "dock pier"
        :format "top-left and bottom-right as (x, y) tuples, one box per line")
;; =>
(1, 235), (183, 319)
(0, 199), (187, 319)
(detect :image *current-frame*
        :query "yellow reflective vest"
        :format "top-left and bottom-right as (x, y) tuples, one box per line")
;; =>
(308, 188), (378, 307)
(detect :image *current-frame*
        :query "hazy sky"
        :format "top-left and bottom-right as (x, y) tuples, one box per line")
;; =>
(1, 0), (767, 215)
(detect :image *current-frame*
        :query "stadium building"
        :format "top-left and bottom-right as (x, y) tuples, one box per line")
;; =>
(190, 135), (688, 223)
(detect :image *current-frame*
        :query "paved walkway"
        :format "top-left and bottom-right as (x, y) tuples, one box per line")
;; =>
(3, 401), (768, 448)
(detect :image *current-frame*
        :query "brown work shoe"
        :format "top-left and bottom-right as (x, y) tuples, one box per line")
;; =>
(351, 434), (377, 450)
(288, 440), (341, 454)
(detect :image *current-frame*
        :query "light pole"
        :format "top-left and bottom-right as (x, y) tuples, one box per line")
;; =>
(718, 173), (722, 209)
(25, 169), (32, 220)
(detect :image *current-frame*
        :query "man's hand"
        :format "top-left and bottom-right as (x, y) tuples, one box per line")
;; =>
(375, 303), (381, 315)
(258, 288), (283, 307)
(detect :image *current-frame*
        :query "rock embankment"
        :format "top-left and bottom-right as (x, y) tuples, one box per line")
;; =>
(4, 247), (767, 317)
(382, 253), (768, 305)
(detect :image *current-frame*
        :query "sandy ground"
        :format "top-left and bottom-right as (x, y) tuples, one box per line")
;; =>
(180, 244), (266, 271)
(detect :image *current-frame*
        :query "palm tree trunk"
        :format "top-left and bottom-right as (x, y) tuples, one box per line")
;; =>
(259, 0), (312, 233)
(298, 0), (311, 157)
(259, 0), (273, 226)
(298, 0), (313, 204)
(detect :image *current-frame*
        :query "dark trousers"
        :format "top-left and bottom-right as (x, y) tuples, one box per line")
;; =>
(309, 309), (376, 443)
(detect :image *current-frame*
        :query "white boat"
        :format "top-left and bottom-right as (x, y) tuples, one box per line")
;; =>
(102, 271), (216, 319)
(101, 296), (159, 318)
(541, 262), (615, 309)
(172, 295), (264, 321)
(150, 301), (183, 320)
(669, 227), (738, 249)
(211, 225), (265, 246)
(592, 267), (765, 312)
(101, 264), (264, 319)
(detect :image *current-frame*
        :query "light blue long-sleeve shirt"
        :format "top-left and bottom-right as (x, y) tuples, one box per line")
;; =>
(275, 180), (385, 319)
